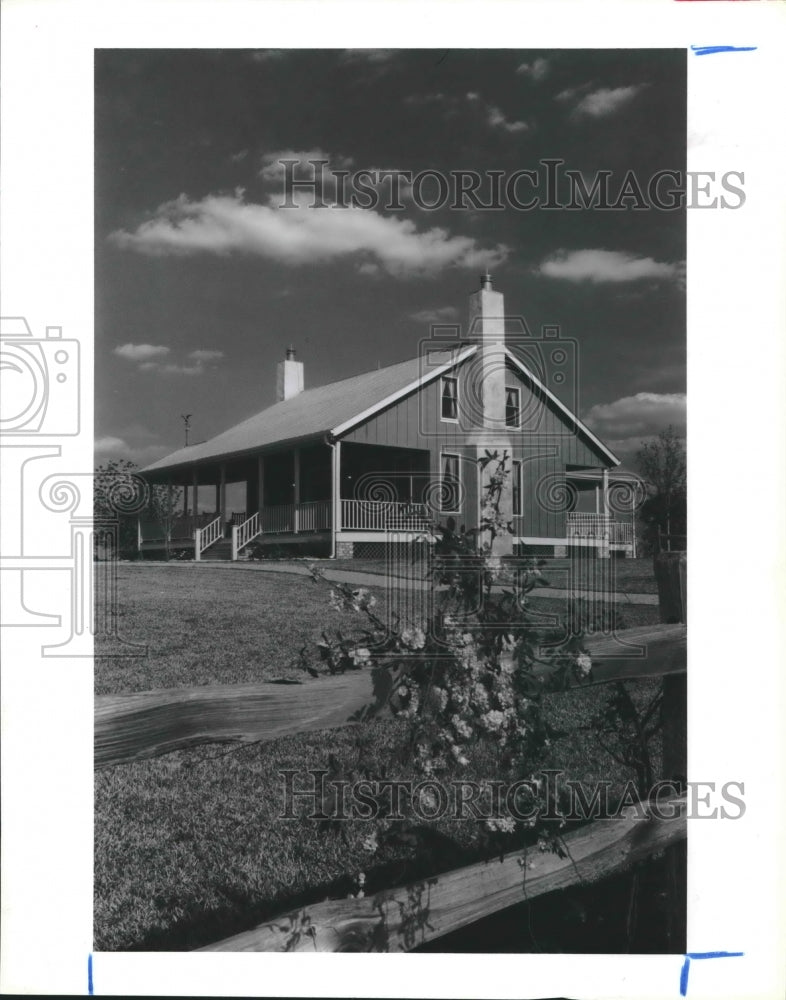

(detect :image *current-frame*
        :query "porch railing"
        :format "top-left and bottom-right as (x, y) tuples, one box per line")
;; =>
(194, 515), (223, 560)
(566, 512), (633, 545)
(231, 511), (261, 560)
(299, 500), (332, 532)
(261, 503), (295, 534)
(341, 499), (431, 532)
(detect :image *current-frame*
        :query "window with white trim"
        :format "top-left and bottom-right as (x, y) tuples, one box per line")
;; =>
(441, 376), (458, 421)
(505, 386), (521, 427)
(441, 453), (461, 512)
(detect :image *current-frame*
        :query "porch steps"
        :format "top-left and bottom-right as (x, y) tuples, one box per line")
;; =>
(200, 538), (233, 561)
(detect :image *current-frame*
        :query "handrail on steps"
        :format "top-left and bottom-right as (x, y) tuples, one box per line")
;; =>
(194, 515), (223, 561)
(231, 511), (262, 560)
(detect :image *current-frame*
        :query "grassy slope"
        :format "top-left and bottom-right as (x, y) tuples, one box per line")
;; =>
(293, 556), (659, 594)
(95, 563), (661, 951)
(96, 566), (381, 695)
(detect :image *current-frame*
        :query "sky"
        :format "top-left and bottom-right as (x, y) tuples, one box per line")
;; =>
(95, 48), (686, 471)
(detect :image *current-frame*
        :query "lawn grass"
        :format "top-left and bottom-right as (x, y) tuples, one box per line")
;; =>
(95, 563), (663, 951)
(96, 565), (386, 695)
(295, 555), (659, 595)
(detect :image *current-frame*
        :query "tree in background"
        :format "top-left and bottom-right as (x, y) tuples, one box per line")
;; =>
(94, 459), (183, 559)
(635, 426), (687, 553)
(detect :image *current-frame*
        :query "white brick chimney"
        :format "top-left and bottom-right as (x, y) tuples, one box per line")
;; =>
(468, 272), (507, 429)
(467, 273), (513, 555)
(276, 345), (304, 401)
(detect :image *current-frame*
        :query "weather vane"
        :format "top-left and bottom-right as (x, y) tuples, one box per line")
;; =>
(181, 413), (192, 447)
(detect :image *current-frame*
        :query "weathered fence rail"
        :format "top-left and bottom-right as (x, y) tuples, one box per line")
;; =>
(94, 671), (390, 769)
(96, 556), (688, 954)
(198, 795), (687, 952)
(94, 623), (685, 768)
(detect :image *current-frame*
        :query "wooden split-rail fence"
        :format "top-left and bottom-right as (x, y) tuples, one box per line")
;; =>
(96, 553), (687, 951)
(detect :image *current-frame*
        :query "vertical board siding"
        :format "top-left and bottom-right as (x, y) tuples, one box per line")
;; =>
(341, 358), (611, 536)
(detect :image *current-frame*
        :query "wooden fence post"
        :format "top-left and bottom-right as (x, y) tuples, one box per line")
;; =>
(654, 548), (687, 952)
(654, 550), (687, 779)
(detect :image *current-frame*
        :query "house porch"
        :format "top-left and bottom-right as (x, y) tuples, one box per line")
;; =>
(139, 440), (436, 560)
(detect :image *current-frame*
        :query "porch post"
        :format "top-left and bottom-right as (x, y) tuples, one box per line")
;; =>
(244, 475), (256, 520)
(257, 454), (265, 522)
(331, 439), (342, 556)
(600, 468), (610, 560)
(595, 484), (600, 515)
(293, 447), (300, 534)
(219, 463), (227, 527)
(192, 467), (199, 515)
(167, 479), (173, 557)
(183, 484), (189, 516)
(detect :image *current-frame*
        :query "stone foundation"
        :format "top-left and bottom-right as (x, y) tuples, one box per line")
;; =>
(335, 540), (354, 559)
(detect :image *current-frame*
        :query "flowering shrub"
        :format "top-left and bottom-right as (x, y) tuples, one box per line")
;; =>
(307, 452), (595, 846)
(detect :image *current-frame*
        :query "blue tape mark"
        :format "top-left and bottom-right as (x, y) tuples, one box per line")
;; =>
(88, 953), (94, 996)
(691, 45), (757, 56)
(680, 951), (744, 996)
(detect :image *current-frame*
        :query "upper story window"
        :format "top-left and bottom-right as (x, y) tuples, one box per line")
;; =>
(505, 386), (521, 427)
(441, 376), (458, 421)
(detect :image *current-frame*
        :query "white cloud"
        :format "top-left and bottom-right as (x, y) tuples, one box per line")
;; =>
(95, 435), (129, 454)
(138, 360), (206, 376)
(261, 150), (415, 207)
(189, 349), (224, 361)
(516, 57), (550, 81)
(119, 347), (222, 376)
(114, 343), (170, 361)
(571, 85), (643, 119)
(109, 191), (509, 277)
(409, 306), (459, 324)
(159, 364), (205, 376)
(259, 148), (354, 184)
(465, 92), (529, 133)
(94, 427), (173, 466)
(583, 392), (686, 441)
(536, 249), (685, 285)
(486, 105), (529, 133)
(555, 83), (590, 104)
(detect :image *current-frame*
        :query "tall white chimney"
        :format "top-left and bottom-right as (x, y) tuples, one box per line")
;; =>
(276, 345), (304, 402)
(467, 273), (513, 556)
(468, 272), (507, 428)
